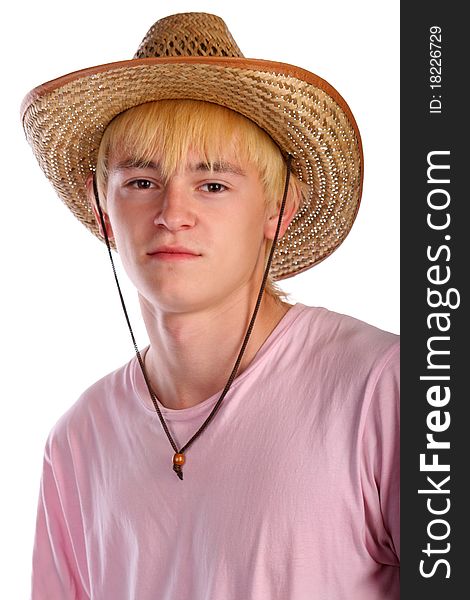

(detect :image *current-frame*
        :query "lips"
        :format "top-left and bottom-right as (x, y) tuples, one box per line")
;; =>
(149, 245), (199, 255)
(147, 245), (201, 260)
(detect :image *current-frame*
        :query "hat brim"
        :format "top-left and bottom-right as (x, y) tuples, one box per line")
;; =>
(22, 56), (363, 280)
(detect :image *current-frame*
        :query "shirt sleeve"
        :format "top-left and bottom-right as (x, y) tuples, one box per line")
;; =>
(360, 343), (400, 566)
(31, 433), (90, 600)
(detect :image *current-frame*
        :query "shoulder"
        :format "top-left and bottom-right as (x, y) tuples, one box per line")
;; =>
(45, 355), (138, 457)
(288, 303), (399, 370)
(265, 304), (400, 420)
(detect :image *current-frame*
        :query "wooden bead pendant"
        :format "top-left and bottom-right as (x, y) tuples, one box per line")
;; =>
(172, 453), (185, 480)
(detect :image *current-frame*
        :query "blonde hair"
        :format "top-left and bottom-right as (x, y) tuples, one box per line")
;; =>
(95, 100), (306, 300)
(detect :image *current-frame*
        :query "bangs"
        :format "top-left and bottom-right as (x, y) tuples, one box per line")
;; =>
(96, 99), (286, 203)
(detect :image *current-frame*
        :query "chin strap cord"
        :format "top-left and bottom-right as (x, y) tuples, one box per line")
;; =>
(92, 154), (292, 480)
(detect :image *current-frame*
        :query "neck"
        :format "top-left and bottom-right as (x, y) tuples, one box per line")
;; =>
(140, 292), (291, 410)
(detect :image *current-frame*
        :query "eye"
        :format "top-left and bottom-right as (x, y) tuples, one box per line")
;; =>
(129, 179), (154, 190)
(200, 182), (227, 193)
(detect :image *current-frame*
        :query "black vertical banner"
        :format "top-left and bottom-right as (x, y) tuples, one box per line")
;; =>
(401, 2), (468, 598)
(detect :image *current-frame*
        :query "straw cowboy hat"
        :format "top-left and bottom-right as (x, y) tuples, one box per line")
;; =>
(21, 12), (363, 280)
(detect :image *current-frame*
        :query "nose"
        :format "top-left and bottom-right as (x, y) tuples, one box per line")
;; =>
(153, 179), (196, 232)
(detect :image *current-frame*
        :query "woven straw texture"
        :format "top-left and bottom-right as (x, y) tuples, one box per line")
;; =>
(21, 12), (363, 280)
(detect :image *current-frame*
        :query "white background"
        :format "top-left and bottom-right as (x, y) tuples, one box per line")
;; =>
(0, 0), (399, 596)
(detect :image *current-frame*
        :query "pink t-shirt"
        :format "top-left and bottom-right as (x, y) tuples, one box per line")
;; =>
(32, 304), (400, 599)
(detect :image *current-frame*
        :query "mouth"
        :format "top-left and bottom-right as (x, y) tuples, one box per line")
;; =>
(147, 246), (201, 261)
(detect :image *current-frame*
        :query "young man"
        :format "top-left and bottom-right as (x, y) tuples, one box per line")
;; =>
(23, 12), (399, 599)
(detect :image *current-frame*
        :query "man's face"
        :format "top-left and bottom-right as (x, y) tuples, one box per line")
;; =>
(103, 147), (277, 314)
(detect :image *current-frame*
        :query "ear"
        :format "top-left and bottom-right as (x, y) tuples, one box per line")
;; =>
(264, 183), (300, 241)
(85, 174), (114, 241)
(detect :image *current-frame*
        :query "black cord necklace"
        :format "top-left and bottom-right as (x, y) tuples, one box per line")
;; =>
(93, 155), (292, 480)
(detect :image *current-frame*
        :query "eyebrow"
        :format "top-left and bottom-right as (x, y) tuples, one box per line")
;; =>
(111, 158), (246, 176)
(195, 161), (246, 176)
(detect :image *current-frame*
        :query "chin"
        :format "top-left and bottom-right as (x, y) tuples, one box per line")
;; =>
(140, 283), (212, 314)
(137, 268), (254, 314)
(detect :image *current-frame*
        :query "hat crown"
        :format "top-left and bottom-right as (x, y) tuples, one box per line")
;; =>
(134, 12), (244, 59)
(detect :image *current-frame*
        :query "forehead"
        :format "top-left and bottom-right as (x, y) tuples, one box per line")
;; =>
(100, 100), (276, 176)
(106, 145), (259, 181)
(108, 154), (246, 175)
